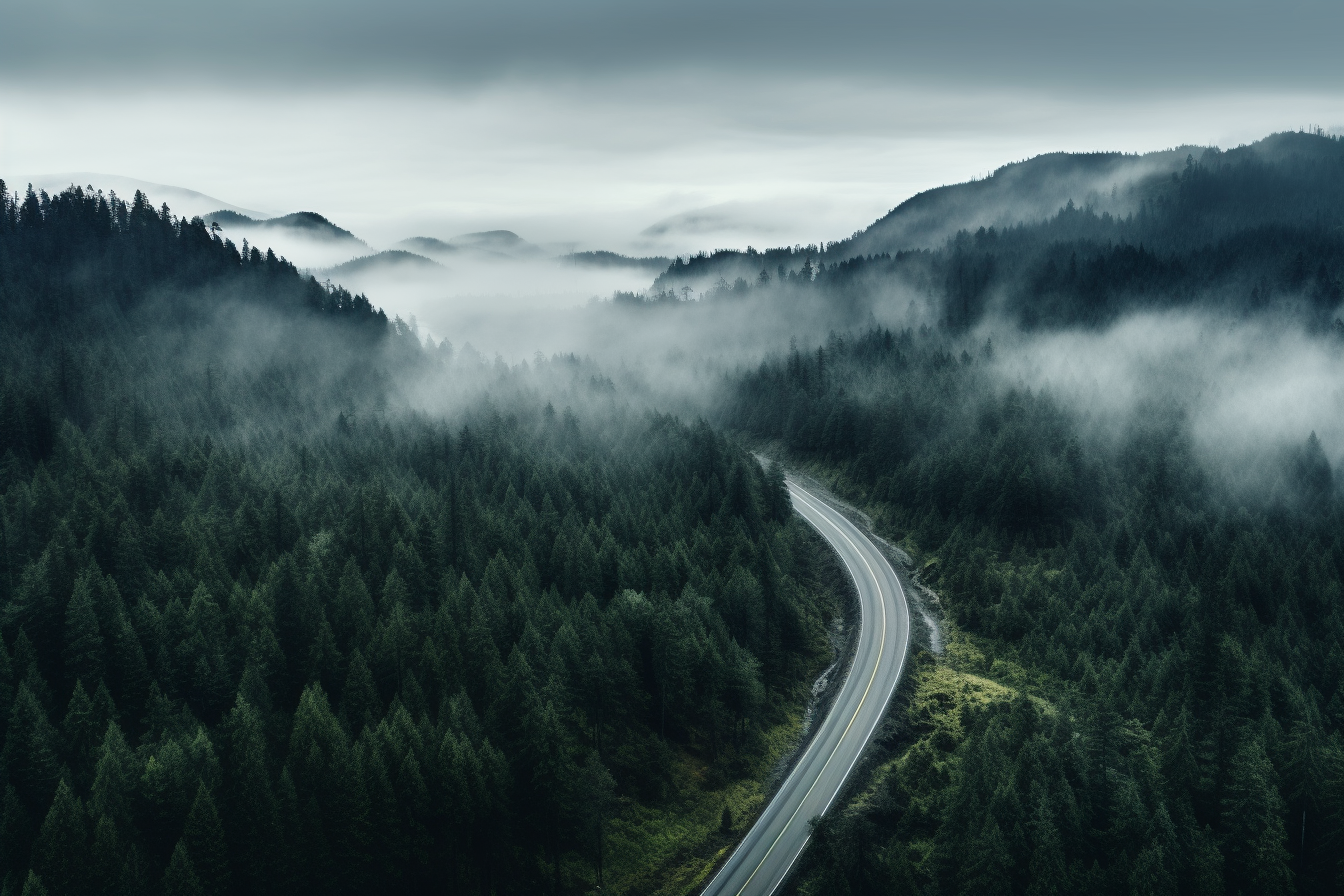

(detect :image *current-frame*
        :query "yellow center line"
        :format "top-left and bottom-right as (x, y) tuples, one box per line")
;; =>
(723, 485), (889, 896)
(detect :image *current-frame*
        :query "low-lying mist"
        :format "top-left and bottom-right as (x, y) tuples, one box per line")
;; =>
(985, 308), (1344, 492)
(88, 129), (1341, 509)
(339, 247), (1344, 507)
(321, 252), (654, 343)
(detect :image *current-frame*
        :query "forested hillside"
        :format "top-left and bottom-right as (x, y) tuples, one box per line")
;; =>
(12, 125), (1344, 896)
(0, 182), (838, 896)
(721, 328), (1344, 896)
(647, 131), (1344, 333)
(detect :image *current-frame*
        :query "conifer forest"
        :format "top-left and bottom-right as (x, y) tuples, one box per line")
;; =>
(5, 122), (1344, 896)
(0, 183), (838, 895)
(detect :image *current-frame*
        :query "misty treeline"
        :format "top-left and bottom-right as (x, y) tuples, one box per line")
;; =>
(0, 181), (839, 895)
(0, 181), (386, 335)
(643, 132), (1344, 335)
(721, 327), (1344, 895)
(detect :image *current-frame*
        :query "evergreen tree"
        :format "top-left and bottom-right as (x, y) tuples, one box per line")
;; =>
(0, 785), (33, 882)
(960, 819), (1012, 896)
(62, 573), (105, 691)
(32, 781), (87, 896)
(89, 722), (136, 833)
(1221, 736), (1292, 896)
(223, 699), (280, 896)
(1025, 787), (1067, 896)
(3, 684), (60, 817)
(162, 841), (204, 896)
(182, 785), (228, 896)
(60, 681), (100, 792)
(574, 752), (616, 887)
(89, 815), (127, 896)
(19, 872), (48, 896)
(339, 649), (380, 735)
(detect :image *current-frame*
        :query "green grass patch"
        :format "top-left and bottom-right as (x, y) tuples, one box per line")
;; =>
(602, 709), (810, 895)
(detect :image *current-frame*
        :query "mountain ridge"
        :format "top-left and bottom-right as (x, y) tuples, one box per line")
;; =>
(324, 249), (444, 276)
(205, 209), (367, 245)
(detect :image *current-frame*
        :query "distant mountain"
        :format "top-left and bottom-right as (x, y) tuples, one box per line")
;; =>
(561, 250), (672, 271)
(841, 130), (1344, 258)
(448, 230), (543, 258)
(203, 209), (260, 228)
(393, 230), (544, 261)
(394, 236), (459, 259)
(325, 250), (443, 276)
(394, 239), (668, 269)
(647, 130), (1344, 331)
(206, 209), (366, 245)
(840, 147), (1197, 255)
(268, 212), (362, 242)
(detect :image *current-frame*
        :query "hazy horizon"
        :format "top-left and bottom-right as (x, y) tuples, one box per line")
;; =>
(7, 90), (1339, 260)
(5, 0), (1344, 263)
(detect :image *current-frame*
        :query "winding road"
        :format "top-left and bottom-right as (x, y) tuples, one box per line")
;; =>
(700, 478), (911, 896)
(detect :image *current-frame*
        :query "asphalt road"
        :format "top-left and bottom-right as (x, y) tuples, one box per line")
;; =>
(700, 478), (911, 896)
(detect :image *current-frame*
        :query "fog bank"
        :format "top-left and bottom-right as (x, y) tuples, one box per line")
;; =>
(987, 310), (1344, 490)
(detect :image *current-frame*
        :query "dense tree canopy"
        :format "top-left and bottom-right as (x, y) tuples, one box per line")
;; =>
(11, 128), (1344, 896)
(648, 132), (1344, 334)
(721, 327), (1344, 896)
(0, 181), (836, 895)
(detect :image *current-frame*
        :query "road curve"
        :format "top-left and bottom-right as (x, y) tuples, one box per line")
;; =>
(701, 479), (911, 896)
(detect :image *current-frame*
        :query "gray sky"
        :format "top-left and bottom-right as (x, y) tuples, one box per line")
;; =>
(6, 0), (1343, 90)
(2, 0), (1342, 258)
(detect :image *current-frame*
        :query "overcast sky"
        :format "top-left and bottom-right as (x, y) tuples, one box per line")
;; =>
(2, 0), (1342, 255)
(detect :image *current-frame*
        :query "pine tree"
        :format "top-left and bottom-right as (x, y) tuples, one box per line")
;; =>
(0, 634), (14, 744)
(275, 768), (315, 893)
(60, 681), (99, 792)
(396, 751), (432, 884)
(576, 752), (616, 887)
(325, 733), (372, 895)
(142, 738), (199, 860)
(237, 661), (274, 717)
(763, 461), (792, 523)
(105, 612), (151, 718)
(3, 683), (60, 817)
(1220, 735), (1292, 896)
(183, 585), (230, 719)
(1130, 841), (1177, 896)
(307, 615), (341, 698)
(1160, 708), (1201, 797)
(1185, 824), (1224, 896)
(223, 698), (280, 896)
(89, 814), (127, 896)
(89, 722), (136, 832)
(464, 604), (503, 712)
(32, 780), (88, 896)
(333, 559), (374, 650)
(0, 785), (33, 882)
(19, 871), (48, 896)
(162, 841), (204, 896)
(339, 650), (381, 735)
(62, 573), (105, 690)
(1025, 787), (1067, 896)
(960, 818), (1012, 896)
(113, 520), (147, 596)
(90, 681), (117, 737)
(182, 785), (229, 896)
(359, 740), (402, 888)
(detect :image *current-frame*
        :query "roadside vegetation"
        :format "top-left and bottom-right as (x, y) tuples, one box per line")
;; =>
(722, 327), (1344, 895)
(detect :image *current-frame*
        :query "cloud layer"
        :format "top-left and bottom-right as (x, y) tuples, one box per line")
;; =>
(5, 0), (1344, 93)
